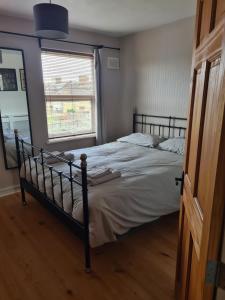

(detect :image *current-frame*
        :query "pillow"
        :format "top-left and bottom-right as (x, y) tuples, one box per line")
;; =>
(158, 138), (185, 155)
(117, 133), (164, 148)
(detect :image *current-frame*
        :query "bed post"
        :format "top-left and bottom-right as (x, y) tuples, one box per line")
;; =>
(14, 129), (26, 205)
(168, 116), (172, 138)
(133, 113), (136, 133)
(80, 153), (91, 272)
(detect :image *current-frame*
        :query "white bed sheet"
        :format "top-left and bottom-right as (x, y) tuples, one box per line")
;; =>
(22, 141), (183, 247)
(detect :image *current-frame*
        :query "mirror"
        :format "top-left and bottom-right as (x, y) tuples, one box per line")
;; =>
(0, 48), (32, 169)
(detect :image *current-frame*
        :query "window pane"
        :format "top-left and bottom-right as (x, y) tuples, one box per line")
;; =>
(41, 51), (96, 139)
(46, 100), (94, 138)
(41, 51), (95, 96)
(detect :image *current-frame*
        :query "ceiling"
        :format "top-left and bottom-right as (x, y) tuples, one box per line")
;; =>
(0, 0), (196, 37)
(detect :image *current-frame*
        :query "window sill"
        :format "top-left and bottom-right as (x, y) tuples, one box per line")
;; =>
(46, 133), (96, 145)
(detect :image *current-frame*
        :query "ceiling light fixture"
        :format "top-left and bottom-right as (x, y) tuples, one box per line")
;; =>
(33, 1), (69, 39)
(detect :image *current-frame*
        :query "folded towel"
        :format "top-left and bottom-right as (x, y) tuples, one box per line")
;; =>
(40, 151), (75, 164)
(89, 171), (121, 186)
(75, 167), (121, 185)
(43, 151), (62, 159)
(77, 167), (112, 180)
(88, 167), (112, 179)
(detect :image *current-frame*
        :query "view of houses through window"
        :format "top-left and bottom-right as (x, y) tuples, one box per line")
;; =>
(41, 50), (96, 139)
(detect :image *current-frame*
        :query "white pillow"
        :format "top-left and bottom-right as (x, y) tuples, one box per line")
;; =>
(117, 133), (164, 148)
(158, 138), (185, 155)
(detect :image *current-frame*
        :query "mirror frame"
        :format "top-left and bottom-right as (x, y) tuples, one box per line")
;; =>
(0, 47), (33, 170)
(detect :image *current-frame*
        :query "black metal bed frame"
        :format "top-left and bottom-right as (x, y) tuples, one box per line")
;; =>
(15, 113), (187, 272)
(14, 131), (91, 272)
(133, 113), (187, 137)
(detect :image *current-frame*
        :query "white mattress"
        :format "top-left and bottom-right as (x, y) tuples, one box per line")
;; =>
(21, 141), (183, 247)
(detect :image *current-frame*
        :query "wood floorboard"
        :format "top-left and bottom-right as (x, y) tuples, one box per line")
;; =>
(0, 193), (178, 300)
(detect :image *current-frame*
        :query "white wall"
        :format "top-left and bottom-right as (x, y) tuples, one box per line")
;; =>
(120, 17), (195, 135)
(100, 48), (121, 142)
(0, 14), (120, 193)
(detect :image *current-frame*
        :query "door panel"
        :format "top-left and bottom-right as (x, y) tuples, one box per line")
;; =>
(215, 0), (225, 26)
(200, 0), (213, 43)
(176, 1), (225, 299)
(187, 66), (205, 194)
(197, 56), (221, 214)
(183, 182), (203, 259)
(196, 0), (225, 47)
(196, 0), (204, 47)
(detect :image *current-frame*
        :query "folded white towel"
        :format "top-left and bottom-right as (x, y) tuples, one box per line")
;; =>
(76, 167), (121, 185)
(77, 167), (112, 180)
(89, 171), (121, 186)
(41, 151), (75, 164)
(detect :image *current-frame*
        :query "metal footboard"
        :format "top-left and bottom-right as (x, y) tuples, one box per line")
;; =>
(14, 129), (91, 272)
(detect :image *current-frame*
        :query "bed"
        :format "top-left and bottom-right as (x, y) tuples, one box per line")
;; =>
(15, 114), (187, 271)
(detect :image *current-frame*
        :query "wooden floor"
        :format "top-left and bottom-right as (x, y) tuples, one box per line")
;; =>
(0, 193), (178, 300)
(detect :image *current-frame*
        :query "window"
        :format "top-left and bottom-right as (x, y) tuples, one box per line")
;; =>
(41, 50), (96, 139)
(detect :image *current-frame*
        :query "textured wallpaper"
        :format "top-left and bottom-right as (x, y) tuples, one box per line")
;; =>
(120, 17), (195, 134)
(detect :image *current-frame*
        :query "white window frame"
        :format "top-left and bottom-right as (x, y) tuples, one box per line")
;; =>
(41, 49), (96, 140)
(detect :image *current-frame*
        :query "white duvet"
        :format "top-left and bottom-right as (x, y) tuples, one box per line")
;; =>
(22, 141), (183, 247)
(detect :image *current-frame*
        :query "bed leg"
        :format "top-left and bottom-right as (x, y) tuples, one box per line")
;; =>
(15, 130), (27, 206)
(84, 241), (91, 273)
(80, 153), (91, 273)
(20, 181), (27, 206)
(21, 187), (27, 206)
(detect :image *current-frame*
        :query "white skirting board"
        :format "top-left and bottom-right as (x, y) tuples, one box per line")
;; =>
(0, 185), (20, 198)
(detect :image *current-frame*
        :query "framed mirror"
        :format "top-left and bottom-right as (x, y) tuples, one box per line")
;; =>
(0, 48), (32, 169)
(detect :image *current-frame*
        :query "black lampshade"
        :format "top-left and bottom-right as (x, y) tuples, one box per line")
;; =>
(33, 3), (69, 39)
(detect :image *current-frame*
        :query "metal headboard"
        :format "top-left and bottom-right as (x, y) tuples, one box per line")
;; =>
(133, 113), (187, 138)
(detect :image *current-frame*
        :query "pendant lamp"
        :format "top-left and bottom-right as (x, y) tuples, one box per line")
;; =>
(33, 1), (69, 39)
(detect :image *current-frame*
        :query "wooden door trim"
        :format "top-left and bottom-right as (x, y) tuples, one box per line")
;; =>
(193, 61), (210, 196)
(184, 69), (197, 173)
(195, 16), (225, 64)
(183, 177), (203, 259)
(175, 203), (194, 300)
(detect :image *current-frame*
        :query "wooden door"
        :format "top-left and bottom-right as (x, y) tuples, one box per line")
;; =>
(176, 1), (225, 299)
